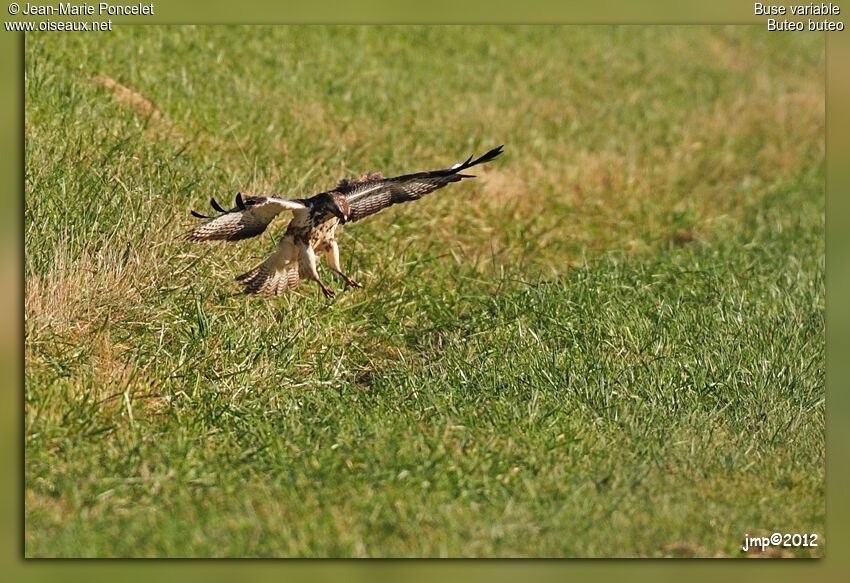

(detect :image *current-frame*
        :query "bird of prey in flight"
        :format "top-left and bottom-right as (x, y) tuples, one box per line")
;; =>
(187, 145), (504, 298)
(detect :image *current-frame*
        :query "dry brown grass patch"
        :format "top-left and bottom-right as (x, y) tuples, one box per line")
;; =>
(90, 75), (190, 145)
(24, 234), (168, 349)
(479, 164), (542, 212)
(91, 75), (163, 122)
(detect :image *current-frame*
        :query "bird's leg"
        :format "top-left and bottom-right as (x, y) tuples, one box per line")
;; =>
(299, 244), (335, 298)
(325, 241), (362, 289)
(318, 282), (335, 298)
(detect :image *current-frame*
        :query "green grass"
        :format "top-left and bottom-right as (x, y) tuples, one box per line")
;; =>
(24, 26), (824, 557)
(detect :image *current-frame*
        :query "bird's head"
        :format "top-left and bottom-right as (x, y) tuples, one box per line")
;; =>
(328, 194), (351, 224)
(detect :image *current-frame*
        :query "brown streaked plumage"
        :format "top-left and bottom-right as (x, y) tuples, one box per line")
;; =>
(186, 145), (503, 298)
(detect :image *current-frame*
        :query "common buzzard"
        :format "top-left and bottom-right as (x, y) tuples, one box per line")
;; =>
(187, 145), (504, 297)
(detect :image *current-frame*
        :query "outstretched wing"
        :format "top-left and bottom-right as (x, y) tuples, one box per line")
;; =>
(337, 145), (503, 223)
(186, 193), (306, 242)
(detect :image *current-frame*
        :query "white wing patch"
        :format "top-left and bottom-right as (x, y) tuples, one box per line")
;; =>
(340, 182), (390, 204)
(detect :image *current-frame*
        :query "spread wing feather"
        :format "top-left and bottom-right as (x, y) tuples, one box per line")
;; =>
(337, 145), (503, 222)
(186, 194), (306, 242)
(235, 236), (303, 296)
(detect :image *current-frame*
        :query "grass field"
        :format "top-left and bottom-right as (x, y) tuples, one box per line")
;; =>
(24, 26), (824, 557)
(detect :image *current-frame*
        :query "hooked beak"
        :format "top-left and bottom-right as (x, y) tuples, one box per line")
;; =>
(332, 207), (349, 224)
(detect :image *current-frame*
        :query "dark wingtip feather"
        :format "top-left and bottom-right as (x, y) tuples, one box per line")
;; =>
(456, 145), (503, 172)
(476, 145), (504, 164)
(235, 192), (246, 210)
(210, 197), (227, 213)
(190, 210), (209, 219)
